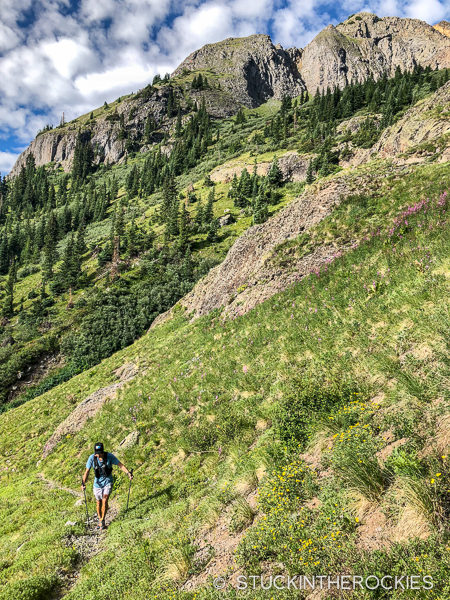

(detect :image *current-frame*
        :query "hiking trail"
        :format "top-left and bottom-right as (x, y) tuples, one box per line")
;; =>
(37, 473), (120, 599)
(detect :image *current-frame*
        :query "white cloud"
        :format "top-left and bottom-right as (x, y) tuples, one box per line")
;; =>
(40, 37), (98, 79)
(0, 151), (20, 174)
(158, 3), (234, 60)
(405, 0), (448, 21)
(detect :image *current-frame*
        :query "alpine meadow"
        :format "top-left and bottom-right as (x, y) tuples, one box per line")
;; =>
(0, 10), (449, 600)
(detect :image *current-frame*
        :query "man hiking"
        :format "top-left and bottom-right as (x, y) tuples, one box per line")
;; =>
(81, 442), (133, 530)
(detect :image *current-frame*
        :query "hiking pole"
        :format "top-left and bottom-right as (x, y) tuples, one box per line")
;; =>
(82, 479), (90, 528)
(125, 469), (134, 514)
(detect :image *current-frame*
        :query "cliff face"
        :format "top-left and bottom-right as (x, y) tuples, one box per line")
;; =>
(172, 34), (305, 107)
(10, 91), (169, 176)
(10, 84), (240, 177)
(434, 21), (450, 38)
(9, 12), (450, 176)
(290, 13), (450, 92)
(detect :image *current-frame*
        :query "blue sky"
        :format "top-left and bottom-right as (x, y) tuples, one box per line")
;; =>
(1, 0), (449, 173)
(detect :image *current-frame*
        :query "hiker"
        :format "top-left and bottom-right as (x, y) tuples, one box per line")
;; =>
(81, 442), (133, 530)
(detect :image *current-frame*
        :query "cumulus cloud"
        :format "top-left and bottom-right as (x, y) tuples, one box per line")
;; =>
(405, 0), (448, 21)
(0, 0), (448, 172)
(0, 151), (21, 174)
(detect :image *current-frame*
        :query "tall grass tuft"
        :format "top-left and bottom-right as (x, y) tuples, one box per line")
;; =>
(338, 452), (392, 503)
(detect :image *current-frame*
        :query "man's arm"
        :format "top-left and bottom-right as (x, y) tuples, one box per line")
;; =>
(117, 461), (133, 480)
(81, 468), (90, 490)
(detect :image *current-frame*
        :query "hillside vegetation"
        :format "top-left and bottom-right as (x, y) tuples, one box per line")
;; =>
(0, 66), (448, 411)
(0, 42), (449, 600)
(0, 167), (449, 599)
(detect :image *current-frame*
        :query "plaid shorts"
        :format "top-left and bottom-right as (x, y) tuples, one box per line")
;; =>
(93, 485), (112, 501)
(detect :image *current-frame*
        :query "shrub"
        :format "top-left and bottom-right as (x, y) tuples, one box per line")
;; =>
(0, 575), (59, 600)
(275, 377), (363, 447)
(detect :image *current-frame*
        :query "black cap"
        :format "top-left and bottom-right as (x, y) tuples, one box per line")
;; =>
(94, 442), (104, 453)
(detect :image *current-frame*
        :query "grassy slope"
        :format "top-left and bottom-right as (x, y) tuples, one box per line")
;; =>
(0, 161), (448, 599)
(1, 89), (306, 412)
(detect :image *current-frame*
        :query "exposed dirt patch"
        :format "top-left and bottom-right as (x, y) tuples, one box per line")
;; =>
(376, 437), (408, 463)
(182, 491), (258, 591)
(355, 505), (390, 551)
(43, 364), (137, 458)
(419, 413), (450, 458)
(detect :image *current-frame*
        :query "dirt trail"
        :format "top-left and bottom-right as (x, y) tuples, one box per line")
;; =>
(37, 473), (120, 599)
(37, 472), (83, 498)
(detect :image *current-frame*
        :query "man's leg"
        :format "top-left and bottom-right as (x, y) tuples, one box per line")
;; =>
(101, 494), (109, 524)
(94, 488), (103, 526)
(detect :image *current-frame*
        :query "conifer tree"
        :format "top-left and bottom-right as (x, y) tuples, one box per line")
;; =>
(41, 212), (58, 280)
(175, 108), (183, 137)
(204, 188), (215, 224)
(206, 218), (218, 242)
(235, 107), (246, 125)
(2, 261), (15, 317)
(267, 158), (284, 187)
(178, 203), (190, 251)
(306, 160), (315, 184)
(194, 199), (204, 231)
(253, 192), (268, 224)
(127, 219), (138, 257)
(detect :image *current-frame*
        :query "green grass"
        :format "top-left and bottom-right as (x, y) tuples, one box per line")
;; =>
(0, 161), (448, 598)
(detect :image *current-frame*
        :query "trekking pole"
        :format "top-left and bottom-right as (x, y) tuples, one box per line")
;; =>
(82, 479), (90, 528)
(125, 469), (134, 514)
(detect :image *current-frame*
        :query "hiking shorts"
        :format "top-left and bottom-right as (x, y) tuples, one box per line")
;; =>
(93, 485), (112, 501)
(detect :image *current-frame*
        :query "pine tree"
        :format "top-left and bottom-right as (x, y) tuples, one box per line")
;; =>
(115, 204), (125, 239)
(61, 233), (77, 290)
(194, 200), (204, 231)
(239, 169), (252, 198)
(306, 160), (315, 184)
(41, 212), (58, 280)
(175, 108), (182, 137)
(267, 158), (284, 187)
(178, 203), (190, 250)
(235, 107), (246, 125)
(127, 219), (138, 257)
(165, 198), (179, 241)
(2, 261), (15, 317)
(162, 176), (177, 223)
(228, 173), (239, 200)
(253, 192), (268, 224)
(206, 218), (218, 242)
(204, 188), (215, 224)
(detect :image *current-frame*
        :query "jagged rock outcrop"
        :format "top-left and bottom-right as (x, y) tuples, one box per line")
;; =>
(150, 173), (367, 327)
(351, 81), (450, 165)
(434, 21), (450, 38)
(172, 34), (305, 107)
(42, 363), (137, 457)
(210, 151), (309, 184)
(10, 91), (168, 176)
(299, 13), (450, 92)
(10, 85), (240, 177)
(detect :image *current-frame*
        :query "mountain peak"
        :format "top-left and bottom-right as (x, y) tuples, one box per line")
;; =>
(172, 33), (304, 107)
(434, 20), (450, 38)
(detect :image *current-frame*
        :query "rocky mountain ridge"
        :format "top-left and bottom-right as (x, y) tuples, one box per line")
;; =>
(9, 12), (450, 177)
